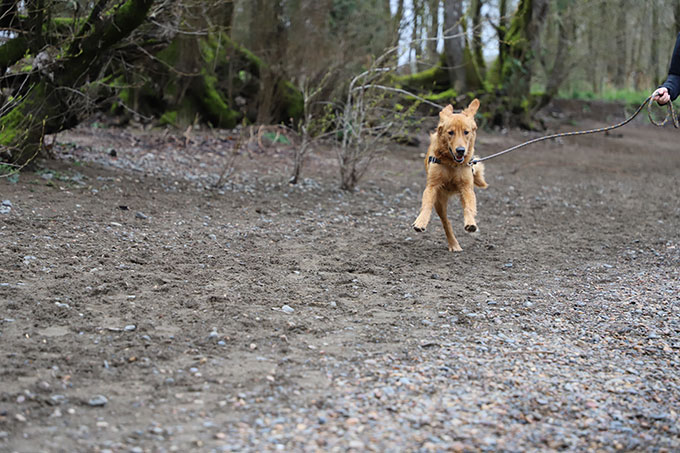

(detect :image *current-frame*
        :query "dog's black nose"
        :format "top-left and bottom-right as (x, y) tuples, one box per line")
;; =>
(455, 146), (465, 154)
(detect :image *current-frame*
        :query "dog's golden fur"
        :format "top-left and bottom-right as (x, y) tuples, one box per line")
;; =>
(412, 99), (488, 252)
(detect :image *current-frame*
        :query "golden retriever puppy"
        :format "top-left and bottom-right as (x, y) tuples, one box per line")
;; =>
(412, 99), (488, 252)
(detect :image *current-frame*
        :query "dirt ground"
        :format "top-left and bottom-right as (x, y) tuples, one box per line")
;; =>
(1, 100), (679, 452)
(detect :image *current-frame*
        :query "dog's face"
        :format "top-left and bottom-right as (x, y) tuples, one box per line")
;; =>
(436, 99), (480, 164)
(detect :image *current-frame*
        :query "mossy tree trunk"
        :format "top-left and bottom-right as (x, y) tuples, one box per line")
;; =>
(496, 0), (548, 128)
(0, 0), (155, 166)
(443, 0), (466, 92)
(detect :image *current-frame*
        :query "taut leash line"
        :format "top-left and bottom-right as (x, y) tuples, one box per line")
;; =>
(471, 96), (678, 165)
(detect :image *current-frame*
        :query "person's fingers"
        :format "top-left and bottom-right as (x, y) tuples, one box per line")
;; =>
(653, 88), (667, 99)
(652, 88), (670, 104)
(656, 93), (670, 105)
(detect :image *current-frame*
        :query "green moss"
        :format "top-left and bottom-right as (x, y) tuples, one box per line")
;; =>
(393, 64), (449, 92)
(423, 88), (457, 103)
(198, 69), (238, 128)
(0, 36), (28, 69)
(281, 81), (303, 121)
(157, 38), (180, 66)
(159, 110), (178, 127)
(0, 106), (28, 146)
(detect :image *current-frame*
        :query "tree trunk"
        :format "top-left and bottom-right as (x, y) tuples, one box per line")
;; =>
(389, 0), (405, 47)
(427, 0), (440, 64)
(252, 0), (287, 124)
(470, 0), (485, 79)
(651, 0), (660, 84)
(443, 0), (466, 91)
(614, 0), (627, 88)
(497, 0), (508, 83)
(0, 0), (155, 166)
(498, 0), (548, 128)
(534, 0), (572, 111)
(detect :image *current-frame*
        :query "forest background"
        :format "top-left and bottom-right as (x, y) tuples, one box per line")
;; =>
(0, 0), (678, 188)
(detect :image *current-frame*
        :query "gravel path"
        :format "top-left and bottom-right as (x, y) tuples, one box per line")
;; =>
(1, 113), (679, 452)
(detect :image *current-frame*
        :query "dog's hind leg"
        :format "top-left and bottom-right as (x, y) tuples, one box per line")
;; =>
(435, 193), (462, 252)
(472, 163), (488, 189)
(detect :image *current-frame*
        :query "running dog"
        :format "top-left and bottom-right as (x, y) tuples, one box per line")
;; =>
(412, 99), (488, 252)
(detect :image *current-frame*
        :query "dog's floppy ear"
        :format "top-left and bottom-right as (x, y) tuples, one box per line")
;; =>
(463, 98), (480, 117)
(439, 104), (454, 121)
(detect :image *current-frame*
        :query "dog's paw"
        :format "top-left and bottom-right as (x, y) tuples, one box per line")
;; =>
(464, 224), (478, 233)
(412, 222), (426, 232)
(448, 244), (463, 252)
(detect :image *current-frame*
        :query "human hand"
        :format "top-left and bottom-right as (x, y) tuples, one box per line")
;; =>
(652, 87), (671, 105)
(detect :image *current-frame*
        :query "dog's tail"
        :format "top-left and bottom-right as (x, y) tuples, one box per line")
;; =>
(473, 162), (488, 189)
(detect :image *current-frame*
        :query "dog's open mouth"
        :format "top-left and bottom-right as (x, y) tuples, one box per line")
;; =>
(449, 148), (465, 163)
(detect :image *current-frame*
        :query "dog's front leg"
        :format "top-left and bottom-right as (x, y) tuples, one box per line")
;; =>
(413, 185), (437, 232)
(460, 187), (478, 233)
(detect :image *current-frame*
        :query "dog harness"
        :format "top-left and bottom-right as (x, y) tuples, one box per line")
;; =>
(428, 155), (475, 172)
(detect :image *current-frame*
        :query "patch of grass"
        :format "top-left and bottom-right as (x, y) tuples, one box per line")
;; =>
(559, 88), (652, 105)
(262, 131), (290, 145)
(0, 163), (20, 183)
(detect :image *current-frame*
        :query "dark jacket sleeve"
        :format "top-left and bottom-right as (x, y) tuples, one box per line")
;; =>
(661, 33), (680, 101)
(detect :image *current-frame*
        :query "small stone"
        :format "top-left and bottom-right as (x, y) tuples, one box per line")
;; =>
(1, 200), (12, 207)
(281, 305), (295, 314)
(88, 395), (108, 407)
(15, 413), (27, 422)
(49, 394), (66, 405)
(135, 212), (148, 220)
(124, 325), (136, 332)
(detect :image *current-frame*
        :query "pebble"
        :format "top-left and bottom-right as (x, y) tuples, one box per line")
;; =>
(124, 325), (136, 332)
(135, 211), (148, 220)
(49, 394), (67, 405)
(88, 395), (108, 407)
(281, 305), (295, 314)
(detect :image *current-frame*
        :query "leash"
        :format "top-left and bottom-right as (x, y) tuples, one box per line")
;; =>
(471, 96), (679, 165)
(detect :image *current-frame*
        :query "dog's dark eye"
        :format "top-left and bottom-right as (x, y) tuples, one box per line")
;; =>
(464, 130), (470, 136)
(448, 131), (454, 136)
